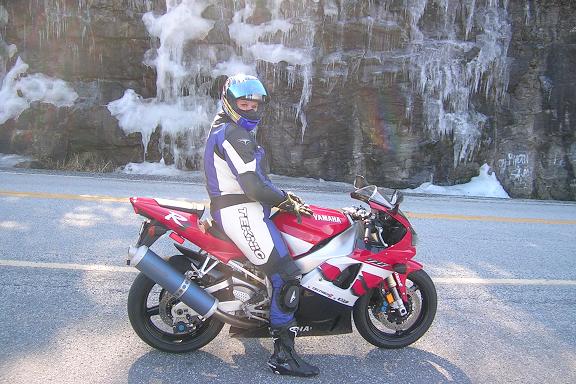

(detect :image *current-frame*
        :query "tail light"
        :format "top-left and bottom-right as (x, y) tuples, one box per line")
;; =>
(410, 226), (418, 246)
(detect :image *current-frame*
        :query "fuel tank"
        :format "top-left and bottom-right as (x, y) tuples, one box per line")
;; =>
(273, 205), (351, 256)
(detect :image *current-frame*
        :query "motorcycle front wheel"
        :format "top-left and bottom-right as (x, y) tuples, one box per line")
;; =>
(353, 269), (437, 349)
(127, 256), (224, 353)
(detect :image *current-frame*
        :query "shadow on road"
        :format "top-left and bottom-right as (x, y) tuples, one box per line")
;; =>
(127, 338), (469, 383)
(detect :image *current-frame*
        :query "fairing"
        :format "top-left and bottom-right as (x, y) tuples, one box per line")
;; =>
(229, 288), (353, 338)
(273, 205), (351, 256)
(293, 224), (358, 273)
(130, 197), (244, 263)
(130, 194), (421, 306)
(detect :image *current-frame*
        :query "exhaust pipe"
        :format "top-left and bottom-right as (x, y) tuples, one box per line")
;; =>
(128, 245), (218, 318)
(128, 246), (260, 329)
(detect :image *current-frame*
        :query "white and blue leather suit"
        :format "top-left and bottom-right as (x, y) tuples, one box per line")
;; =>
(203, 78), (301, 329)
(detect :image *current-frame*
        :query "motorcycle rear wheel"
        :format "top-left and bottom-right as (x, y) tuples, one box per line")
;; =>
(353, 269), (437, 349)
(127, 256), (224, 353)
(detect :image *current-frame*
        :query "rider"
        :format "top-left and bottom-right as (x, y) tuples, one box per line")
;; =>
(203, 74), (319, 377)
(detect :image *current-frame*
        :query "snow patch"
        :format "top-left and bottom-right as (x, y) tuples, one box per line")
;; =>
(404, 164), (510, 198)
(117, 159), (191, 177)
(0, 153), (32, 167)
(116, 161), (509, 200)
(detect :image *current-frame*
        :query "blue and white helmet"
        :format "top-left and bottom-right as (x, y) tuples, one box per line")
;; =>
(221, 74), (269, 131)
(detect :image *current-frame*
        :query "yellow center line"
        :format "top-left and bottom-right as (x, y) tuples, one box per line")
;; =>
(0, 259), (136, 273)
(0, 190), (128, 203)
(404, 212), (576, 225)
(1, 189), (575, 225)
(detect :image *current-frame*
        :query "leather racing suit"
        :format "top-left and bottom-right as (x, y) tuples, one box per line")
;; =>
(203, 112), (301, 328)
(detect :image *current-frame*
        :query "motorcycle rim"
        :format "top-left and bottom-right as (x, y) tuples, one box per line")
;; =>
(127, 256), (224, 353)
(353, 269), (437, 349)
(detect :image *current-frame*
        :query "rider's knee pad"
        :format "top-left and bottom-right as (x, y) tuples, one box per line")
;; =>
(279, 279), (300, 312)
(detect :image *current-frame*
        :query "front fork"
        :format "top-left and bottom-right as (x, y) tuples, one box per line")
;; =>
(384, 273), (408, 316)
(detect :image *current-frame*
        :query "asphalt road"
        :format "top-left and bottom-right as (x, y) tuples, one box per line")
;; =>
(0, 169), (575, 384)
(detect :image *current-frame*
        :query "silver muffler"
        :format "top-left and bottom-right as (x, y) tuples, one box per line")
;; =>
(128, 245), (218, 318)
(127, 245), (261, 329)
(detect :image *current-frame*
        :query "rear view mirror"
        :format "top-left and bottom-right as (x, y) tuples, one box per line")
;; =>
(354, 175), (368, 189)
(391, 190), (404, 214)
(390, 190), (404, 206)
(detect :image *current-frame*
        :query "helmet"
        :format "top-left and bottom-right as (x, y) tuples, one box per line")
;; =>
(221, 74), (269, 131)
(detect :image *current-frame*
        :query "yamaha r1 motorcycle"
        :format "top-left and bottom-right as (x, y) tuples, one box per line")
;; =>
(126, 176), (437, 352)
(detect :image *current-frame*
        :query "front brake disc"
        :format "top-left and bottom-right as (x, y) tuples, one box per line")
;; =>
(373, 288), (421, 331)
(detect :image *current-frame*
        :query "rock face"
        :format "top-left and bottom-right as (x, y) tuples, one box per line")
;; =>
(0, 0), (575, 200)
(495, 1), (576, 200)
(0, 0), (161, 167)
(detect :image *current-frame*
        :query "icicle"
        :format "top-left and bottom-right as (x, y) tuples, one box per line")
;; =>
(465, 0), (476, 40)
(524, 1), (531, 26)
(107, 0), (220, 167)
(406, 0), (511, 165)
(362, 16), (375, 52)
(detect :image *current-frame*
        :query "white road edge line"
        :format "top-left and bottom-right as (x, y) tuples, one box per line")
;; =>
(433, 277), (576, 286)
(1, 259), (576, 286)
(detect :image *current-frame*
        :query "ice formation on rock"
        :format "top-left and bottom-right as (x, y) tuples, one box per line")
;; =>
(0, 57), (78, 125)
(107, 0), (511, 170)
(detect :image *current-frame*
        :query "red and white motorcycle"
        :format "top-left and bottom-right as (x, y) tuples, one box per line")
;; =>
(126, 176), (437, 352)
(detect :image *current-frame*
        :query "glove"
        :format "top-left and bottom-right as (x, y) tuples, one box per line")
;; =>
(285, 191), (305, 205)
(277, 191), (313, 223)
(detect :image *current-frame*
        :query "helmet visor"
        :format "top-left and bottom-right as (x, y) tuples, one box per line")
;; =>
(227, 79), (268, 101)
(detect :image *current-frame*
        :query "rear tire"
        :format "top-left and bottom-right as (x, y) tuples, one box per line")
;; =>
(353, 269), (437, 348)
(127, 256), (224, 353)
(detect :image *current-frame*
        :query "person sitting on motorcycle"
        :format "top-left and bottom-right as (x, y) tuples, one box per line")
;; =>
(203, 74), (319, 377)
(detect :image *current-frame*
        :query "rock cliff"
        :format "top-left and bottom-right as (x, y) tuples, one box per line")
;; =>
(0, 0), (574, 200)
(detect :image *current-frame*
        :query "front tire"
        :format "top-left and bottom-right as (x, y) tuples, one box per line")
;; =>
(127, 256), (224, 353)
(353, 269), (437, 349)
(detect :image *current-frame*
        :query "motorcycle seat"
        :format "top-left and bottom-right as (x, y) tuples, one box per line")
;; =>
(202, 219), (234, 244)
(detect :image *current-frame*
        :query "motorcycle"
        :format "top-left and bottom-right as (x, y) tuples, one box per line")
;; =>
(126, 176), (437, 353)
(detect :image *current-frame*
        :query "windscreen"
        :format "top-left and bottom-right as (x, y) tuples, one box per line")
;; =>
(351, 185), (393, 208)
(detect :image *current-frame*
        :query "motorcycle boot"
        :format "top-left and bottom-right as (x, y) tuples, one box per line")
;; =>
(267, 322), (319, 377)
